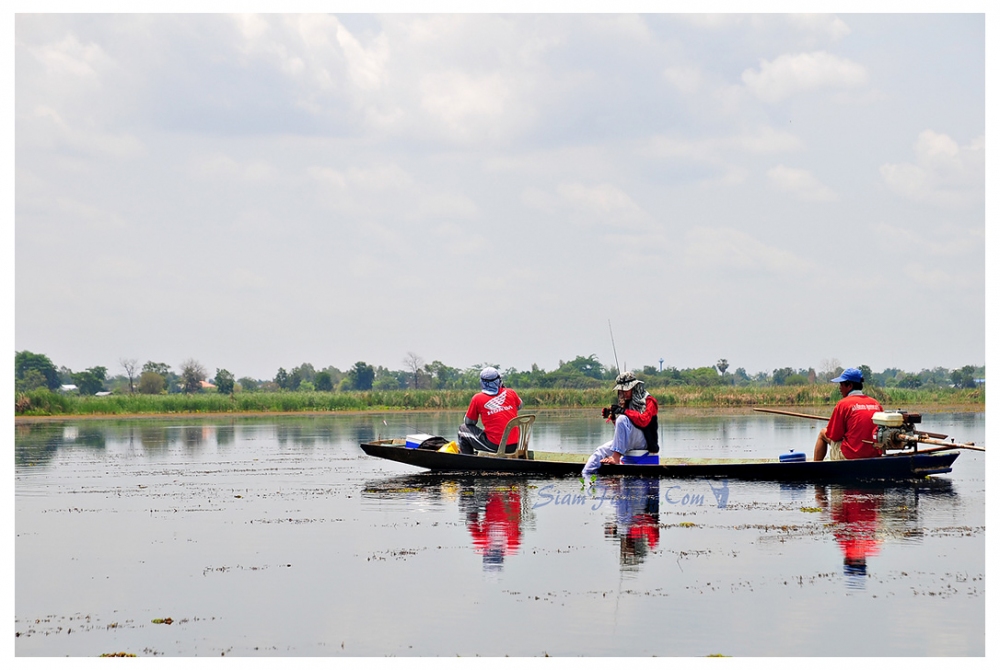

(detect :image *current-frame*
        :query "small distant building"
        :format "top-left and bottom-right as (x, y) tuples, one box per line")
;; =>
(199, 380), (217, 390)
(95, 391), (112, 397)
(59, 384), (78, 393)
(974, 378), (986, 387)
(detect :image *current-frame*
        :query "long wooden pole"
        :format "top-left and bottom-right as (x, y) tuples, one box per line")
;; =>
(899, 436), (984, 452)
(911, 444), (985, 454)
(753, 407), (951, 440)
(753, 408), (828, 421)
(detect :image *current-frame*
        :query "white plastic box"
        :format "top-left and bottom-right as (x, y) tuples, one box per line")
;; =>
(405, 433), (435, 449)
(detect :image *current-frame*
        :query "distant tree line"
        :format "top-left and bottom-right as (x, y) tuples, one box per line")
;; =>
(14, 350), (987, 396)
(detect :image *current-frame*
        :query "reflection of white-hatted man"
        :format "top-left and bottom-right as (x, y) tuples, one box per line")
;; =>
(457, 367), (523, 454)
(814, 367), (883, 462)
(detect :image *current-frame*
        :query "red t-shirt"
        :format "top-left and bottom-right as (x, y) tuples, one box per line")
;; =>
(825, 392), (883, 459)
(466, 388), (523, 445)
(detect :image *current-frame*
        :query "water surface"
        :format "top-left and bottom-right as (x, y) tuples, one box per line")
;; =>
(15, 409), (984, 656)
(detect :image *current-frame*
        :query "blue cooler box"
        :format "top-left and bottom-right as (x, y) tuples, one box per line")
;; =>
(622, 452), (659, 465)
(779, 451), (806, 462)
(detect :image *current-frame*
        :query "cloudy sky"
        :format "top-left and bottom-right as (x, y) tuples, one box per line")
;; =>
(13, 11), (986, 381)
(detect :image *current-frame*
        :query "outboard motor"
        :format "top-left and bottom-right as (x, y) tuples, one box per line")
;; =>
(872, 410), (922, 452)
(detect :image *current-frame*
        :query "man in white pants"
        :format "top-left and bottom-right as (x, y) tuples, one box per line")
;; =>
(583, 372), (659, 475)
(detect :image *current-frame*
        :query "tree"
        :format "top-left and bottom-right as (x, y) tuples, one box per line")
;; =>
(716, 359), (729, 375)
(346, 361), (375, 391)
(373, 368), (400, 390)
(138, 371), (166, 394)
(15, 351), (60, 390)
(314, 371), (333, 391)
(403, 352), (424, 389)
(215, 368), (235, 395)
(120, 358), (139, 394)
(17, 369), (49, 393)
(237, 377), (260, 392)
(274, 368), (290, 389)
(142, 361), (172, 377)
(772, 367), (795, 385)
(422, 360), (455, 389)
(290, 363), (315, 384)
(951, 365), (977, 389)
(562, 354), (607, 380)
(180, 359), (206, 394)
(72, 366), (108, 395)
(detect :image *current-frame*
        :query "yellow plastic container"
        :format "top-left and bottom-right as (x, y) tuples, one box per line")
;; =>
(438, 441), (459, 454)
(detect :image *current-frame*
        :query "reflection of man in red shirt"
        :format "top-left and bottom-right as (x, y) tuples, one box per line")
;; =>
(827, 487), (881, 587)
(466, 489), (522, 569)
(814, 367), (883, 461)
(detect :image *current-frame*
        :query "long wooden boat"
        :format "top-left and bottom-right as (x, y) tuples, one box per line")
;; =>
(359, 439), (960, 481)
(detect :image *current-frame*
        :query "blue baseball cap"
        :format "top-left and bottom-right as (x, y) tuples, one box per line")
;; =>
(831, 367), (863, 383)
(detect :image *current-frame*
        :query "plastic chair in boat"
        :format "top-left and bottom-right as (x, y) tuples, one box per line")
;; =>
(493, 414), (536, 459)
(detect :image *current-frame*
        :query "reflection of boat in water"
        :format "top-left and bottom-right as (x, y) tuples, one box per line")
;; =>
(360, 439), (960, 481)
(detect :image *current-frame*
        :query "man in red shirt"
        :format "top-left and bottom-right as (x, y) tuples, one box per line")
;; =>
(457, 367), (523, 454)
(814, 367), (883, 461)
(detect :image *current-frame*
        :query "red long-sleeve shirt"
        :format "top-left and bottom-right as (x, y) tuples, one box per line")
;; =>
(623, 395), (658, 428)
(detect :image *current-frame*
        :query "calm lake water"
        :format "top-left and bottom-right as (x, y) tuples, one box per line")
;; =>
(14, 409), (985, 657)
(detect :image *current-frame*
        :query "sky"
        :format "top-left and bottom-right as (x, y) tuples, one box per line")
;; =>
(11, 8), (988, 382)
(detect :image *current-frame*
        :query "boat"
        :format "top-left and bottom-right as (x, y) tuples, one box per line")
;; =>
(359, 439), (960, 482)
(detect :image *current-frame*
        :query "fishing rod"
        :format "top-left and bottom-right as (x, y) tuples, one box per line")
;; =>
(608, 319), (621, 376)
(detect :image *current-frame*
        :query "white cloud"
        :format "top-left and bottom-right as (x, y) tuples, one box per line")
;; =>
(521, 181), (653, 231)
(880, 130), (984, 207)
(677, 15), (744, 30)
(766, 165), (837, 202)
(334, 21), (389, 91)
(785, 15), (851, 42)
(742, 51), (867, 103)
(646, 127), (803, 163)
(683, 227), (812, 274)
(556, 182), (639, 214)
(419, 70), (521, 141)
(872, 222), (983, 259)
(26, 105), (143, 158)
(662, 66), (703, 94)
(195, 154), (276, 182)
(307, 163), (477, 221)
(29, 33), (111, 79)
(54, 196), (129, 233)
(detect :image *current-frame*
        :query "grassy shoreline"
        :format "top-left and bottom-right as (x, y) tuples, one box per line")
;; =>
(15, 385), (985, 421)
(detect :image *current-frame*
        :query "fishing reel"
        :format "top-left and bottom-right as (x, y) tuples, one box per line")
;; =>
(602, 404), (625, 422)
(872, 410), (922, 452)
